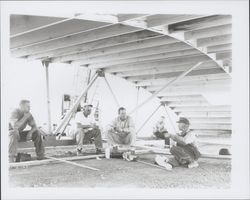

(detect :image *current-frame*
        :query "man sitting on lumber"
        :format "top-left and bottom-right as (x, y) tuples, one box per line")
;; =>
(75, 103), (103, 155)
(153, 116), (170, 145)
(107, 107), (135, 146)
(155, 117), (200, 170)
(9, 100), (45, 162)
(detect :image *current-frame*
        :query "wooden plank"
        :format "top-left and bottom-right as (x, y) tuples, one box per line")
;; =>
(74, 42), (192, 66)
(127, 68), (226, 82)
(146, 14), (204, 27)
(117, 14), (147, 22)
(190, 123), (232, 130)
(11, 24), (141, 56)
(166, 100), (210, 107)
(27, 30), (161, 60)
(9, 154), (105, 169)
(216, 51), (232, 60)
(207, 43), (232, 53)
(135, 73), (231, 87)
(10, 14), (66, 36)
(178, 111), (231, 118)
(51, 36), (177, 63)
(46, 156), (100, 171)
(184, 24), (231, 40)
(172, 105), (231, 112)
(188, 117), (231, 124)
(160, 95), (205, 102)
(196, 34), (232, 48)
(103, 54), (211, 73)
(146, 79), (231, 91)
(191, 129), (232, 136)
(11, 19), (110, 49)
(89, 48), (199, 69)
(168, 15), (231, 33)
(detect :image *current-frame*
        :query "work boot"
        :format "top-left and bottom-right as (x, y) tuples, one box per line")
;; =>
(188, 161), (199, 168)
(37, 154), (45, 160)
(154, 155), (172, 170)
(96, 148), (104, 154)
(76, 148), (83, 156)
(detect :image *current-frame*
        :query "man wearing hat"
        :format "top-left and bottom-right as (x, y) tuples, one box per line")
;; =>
(74, 103), (103, 155)
(155, 117), (200, 170)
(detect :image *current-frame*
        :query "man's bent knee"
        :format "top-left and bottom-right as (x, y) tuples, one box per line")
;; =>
(9, 130), (20, 140)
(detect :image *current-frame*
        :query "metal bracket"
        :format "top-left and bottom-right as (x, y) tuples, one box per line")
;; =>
(96, 69), (105, 77)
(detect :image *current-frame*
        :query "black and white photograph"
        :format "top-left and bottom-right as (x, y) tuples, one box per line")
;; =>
(1, 1), (249, 199)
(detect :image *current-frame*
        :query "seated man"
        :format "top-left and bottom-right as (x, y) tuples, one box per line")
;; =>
(9, 100), (45, 162)
(75, 103), (103, 155)
(155, 117), (200, 170)
(107, 107), (135, 146)
(153, 116), (170, 145)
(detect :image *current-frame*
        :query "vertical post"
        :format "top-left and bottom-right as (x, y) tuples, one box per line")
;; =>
(42, 60), (52, 135)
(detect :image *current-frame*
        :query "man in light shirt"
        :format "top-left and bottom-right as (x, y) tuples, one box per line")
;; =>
(153, 116), (170, 145)
(155, 117), (200, 170)
(75, 103), (103, 155)
(107, 107), (135, 146)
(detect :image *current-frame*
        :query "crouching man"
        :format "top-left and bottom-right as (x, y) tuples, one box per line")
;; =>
(153, 116), (170, 145)
(107, 107), (135, 146)
(75, 103), (103, 155)
(155, 117), (200, 170)
(9, 100), (45, 162)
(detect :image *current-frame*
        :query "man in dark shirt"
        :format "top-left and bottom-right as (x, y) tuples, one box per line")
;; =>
(9, 100), (45, 162)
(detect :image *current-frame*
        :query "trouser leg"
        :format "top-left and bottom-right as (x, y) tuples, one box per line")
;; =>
(123, 133), (134, 145)
(170, 145), (193, 166)
(75, 128), (85, 150)
(9, 130), (20, 161)
(31, 130), (45, 158)
(106, 130), (123, 145)
(89, 128), (103, 149)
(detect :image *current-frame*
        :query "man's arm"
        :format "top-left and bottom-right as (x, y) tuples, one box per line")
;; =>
(164, 132), (187, 146)
(27, 118), (38, 135)
(76, 123), (92, 129)
(10, 111), (31, 131)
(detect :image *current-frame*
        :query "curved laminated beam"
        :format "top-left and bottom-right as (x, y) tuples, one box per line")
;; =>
(119, 14), (232, 76)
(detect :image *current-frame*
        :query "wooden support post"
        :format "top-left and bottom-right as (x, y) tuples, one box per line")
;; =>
(42, 60), (52, 135)
(129, 62), (203, 115)
(103, 75), (120, 108)
(54, 70), (102, 135)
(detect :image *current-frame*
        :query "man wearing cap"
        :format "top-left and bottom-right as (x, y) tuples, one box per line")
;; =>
(155, 117), (200, 170)
(74, 103), (103, 155)
(107, 107), (135, 146)
(9, 100), (45, 162)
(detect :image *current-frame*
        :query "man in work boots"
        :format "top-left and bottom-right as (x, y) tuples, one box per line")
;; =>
(155, 117), (200, 170)
(9, 100), (45, 162)
(107, 107), (135, 146)
(74, 103), (103, 155)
